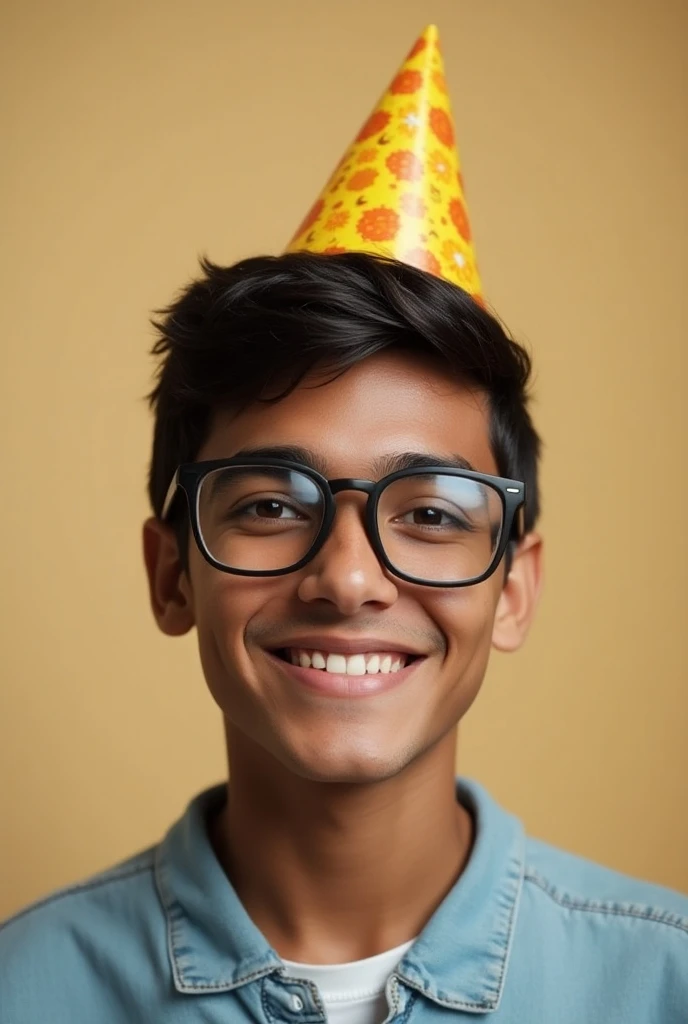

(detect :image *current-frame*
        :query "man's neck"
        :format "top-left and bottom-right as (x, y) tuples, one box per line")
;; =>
(208, 726), (474, 965)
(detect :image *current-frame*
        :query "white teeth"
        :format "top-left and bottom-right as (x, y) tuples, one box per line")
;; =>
(346, 654), (367, 676)
(286, 649), (410, 675)
(326, 653), (347, 674)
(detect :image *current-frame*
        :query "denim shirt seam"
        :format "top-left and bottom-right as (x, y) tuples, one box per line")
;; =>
(395, 839), (525, 1012)
(0, 859), (155, 934)
(162, 897), (279, 993)
(154, 844), (281, 993)
(524, 867), (688, 934)
(394, 976), (499, 1013)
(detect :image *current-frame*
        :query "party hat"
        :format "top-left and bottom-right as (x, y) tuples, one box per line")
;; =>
(285, 25), (482, 300)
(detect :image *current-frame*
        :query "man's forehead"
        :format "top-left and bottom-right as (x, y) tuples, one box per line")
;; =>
(201, 354), (496, 472)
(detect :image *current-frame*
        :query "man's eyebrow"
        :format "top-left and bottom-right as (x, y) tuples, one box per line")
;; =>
(372, 452), (476, 476)
(229, 445), (330, 476)
(227, 446), (476, 478)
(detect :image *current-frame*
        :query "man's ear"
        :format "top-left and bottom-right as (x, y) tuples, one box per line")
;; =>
(142, 517), (195, 636)
(492, 532), (543, 652)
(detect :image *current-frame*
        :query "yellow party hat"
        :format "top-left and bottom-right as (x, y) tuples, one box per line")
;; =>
(285, 25), (482, 301)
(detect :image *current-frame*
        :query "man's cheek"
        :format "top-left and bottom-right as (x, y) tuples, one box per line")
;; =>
(431, 585), (497, 646)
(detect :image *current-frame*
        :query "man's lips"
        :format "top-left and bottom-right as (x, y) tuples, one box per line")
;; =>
(264, 647), (425, 698)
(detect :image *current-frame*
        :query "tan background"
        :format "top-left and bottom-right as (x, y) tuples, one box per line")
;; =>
(2, 0), (686, 920)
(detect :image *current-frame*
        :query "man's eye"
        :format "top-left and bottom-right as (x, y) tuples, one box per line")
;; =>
(408, 507), (448, 526)
(239, 500), (301, 520)
(399, 507), (472, 529)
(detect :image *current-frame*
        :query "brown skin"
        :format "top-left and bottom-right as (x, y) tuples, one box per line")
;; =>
(143, 349), (543, 965)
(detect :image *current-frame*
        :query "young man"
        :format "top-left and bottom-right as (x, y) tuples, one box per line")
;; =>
(2, 25), (686, 1024)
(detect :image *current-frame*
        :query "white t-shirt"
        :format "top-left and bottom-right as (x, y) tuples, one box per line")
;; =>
(281, 937), (417, 1024)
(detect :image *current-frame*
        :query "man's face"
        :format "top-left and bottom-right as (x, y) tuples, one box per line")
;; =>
(157, 350), (534, 784)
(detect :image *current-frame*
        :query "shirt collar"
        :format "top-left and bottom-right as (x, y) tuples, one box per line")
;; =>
(155, 776), (525, 1011)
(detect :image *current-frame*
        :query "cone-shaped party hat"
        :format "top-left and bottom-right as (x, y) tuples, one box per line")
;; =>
(285, 25), (482, 300)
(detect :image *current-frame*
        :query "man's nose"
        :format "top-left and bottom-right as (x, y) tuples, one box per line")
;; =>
(296, 500), (398, 614)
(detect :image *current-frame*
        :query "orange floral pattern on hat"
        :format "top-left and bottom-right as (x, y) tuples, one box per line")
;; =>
(429, 107), (454, 148)
(347, 168), (379, 190)
(325, 209), (351, 230)
(429, 149), (452, 184)
(406, 36), (427, 60)
(356, 110), (390, 142)
(432, 71), (448, 94)
(390, 69), (423, 95)
(386, 150), (423, 182)
(357, 207), (400, 242)
(449, 197), (472, 241)
(397, 102), (423, 138)
(441, 237), (478, 291)
(285, 24), (482, 299)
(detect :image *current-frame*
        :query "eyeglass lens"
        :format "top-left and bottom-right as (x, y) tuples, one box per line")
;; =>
(196, 466), (504, 582)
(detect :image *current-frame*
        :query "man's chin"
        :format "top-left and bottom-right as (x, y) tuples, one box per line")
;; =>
(273, 740), (417, 787)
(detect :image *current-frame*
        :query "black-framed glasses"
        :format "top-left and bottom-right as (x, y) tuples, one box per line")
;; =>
(161, 458), (526, 587)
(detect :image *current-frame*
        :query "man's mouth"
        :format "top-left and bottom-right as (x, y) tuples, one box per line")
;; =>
(273, 648), (420, 676)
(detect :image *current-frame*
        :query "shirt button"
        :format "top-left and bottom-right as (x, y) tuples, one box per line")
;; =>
(291, 994), (305, 1012)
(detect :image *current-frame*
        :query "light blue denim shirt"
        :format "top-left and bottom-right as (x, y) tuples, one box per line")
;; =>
(1, 777), (687, 1023)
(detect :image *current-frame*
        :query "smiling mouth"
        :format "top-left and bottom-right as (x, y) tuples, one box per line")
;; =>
(273, 648), (421, 676)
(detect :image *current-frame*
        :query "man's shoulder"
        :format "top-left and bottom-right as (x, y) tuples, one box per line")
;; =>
(484, 835), (688, 1020)
(0, 845), (171, 1022)
(522, 832), (688, 936)
(0, 844), (163, 1018)
(0, 844), (159, 967)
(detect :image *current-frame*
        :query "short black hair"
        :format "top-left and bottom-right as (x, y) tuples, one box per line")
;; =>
(147, 251), (541, 564)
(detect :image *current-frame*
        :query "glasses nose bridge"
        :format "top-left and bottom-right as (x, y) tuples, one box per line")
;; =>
(324, 477), (378, 545)
(317, 478), (382, 571)
(328, 477), (376, 499)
